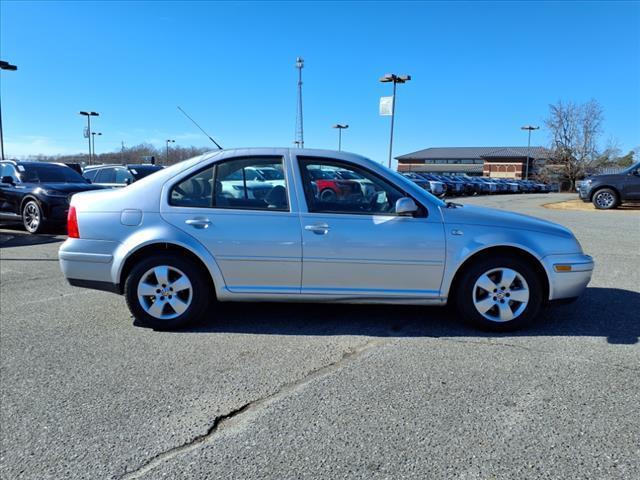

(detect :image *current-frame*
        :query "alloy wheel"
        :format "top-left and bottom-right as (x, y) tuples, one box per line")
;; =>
(23, 202), (41, 233)
(594, 191), (615, 209)
(472, 267), (530, 322)
(137, 265), (193, 320)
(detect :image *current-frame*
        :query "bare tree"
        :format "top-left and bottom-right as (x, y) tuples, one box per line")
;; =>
(544, 99), (604, 190)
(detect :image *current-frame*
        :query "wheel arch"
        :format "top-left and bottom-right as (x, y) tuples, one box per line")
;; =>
(447, 245), (550, 306)
(589, 185), (620, 201)
(117, 242), (218, 296)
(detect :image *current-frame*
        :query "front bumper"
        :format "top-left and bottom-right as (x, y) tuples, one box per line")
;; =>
(541, 254), (594, 301)
(59, 238), (120, 291)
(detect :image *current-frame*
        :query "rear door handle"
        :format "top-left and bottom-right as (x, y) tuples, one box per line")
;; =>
(185, 217), (212, 229)
(304, 223), (330, 235)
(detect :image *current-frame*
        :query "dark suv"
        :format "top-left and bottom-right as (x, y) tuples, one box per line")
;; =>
(0, 160), (107, 233)
(578, 162), (640, 209)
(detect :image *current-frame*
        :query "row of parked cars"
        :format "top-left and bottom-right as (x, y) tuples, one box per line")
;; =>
(0, 160), (163, 234)
(401, 172), (553, 197)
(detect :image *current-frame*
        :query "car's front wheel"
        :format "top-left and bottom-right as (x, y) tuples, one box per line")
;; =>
(22, 199), (45, 234)
(124, 255), (211, 330)
(455, 256), (543, 331)
(592, 188), (618, 209)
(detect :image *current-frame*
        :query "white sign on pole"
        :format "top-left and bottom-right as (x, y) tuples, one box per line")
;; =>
(379, 96), (394, 116)
(83, 127), (89, 138)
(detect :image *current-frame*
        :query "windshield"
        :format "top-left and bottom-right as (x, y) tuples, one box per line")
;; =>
(19, 163), (87, 183)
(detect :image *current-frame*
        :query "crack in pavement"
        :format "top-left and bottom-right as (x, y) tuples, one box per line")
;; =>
(119, 338), (383, 480)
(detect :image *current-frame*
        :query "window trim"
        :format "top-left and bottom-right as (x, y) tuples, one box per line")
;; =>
(297, 156), (427, 218)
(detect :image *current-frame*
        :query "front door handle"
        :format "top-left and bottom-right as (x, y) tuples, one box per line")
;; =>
(185, 217), (212, 229)
(304, 223), (330, 235)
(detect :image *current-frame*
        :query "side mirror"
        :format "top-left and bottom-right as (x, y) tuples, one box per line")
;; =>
(395, 197), (418, 216)
(1, 176), (15, 185)
(125, 178), (133, 185)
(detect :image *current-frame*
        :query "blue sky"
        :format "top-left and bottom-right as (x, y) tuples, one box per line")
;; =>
(1, 1), (639, 164)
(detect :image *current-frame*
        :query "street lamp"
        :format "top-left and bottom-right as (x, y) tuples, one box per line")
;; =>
(79, 111), (99, 164)
(332, 124), (349, 151)
(165, 139), (175, 164)
(0, 60), (18, 160)
(91, 132), (102, 160)
(521, 125), (540, 180)
(380, 73), (410, 169)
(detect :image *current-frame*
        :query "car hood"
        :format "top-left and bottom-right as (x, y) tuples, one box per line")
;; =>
(441, 204), (574, 238)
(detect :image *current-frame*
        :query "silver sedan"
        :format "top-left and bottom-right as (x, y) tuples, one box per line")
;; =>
(59, 148), (594, 331)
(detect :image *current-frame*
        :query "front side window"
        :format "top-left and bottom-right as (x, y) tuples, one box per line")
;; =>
(95, 168), (116, 184)
(298, 157), (409, 215)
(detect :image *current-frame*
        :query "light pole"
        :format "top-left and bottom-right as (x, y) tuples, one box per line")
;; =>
(79, 111), (99, 164)
(332, 124), (349, 151)
(521, 125), (539, 180)
(380, 73), (410, 169)
(91, 132), (102, 160)
(0, 60), (18, 160)
(165, 139), (175, 165)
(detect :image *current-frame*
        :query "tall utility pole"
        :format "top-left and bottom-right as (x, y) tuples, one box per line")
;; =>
(332, 124), (349, 151)
(166, 139), (175, 165)
(120, 141), (125, 164)
(380, 73), (411, 169)
(0, 60), (18, 160)
(294, 57), (304, 148)
(79, 111), (99, 164)
(521, 125), (539, 180)
(91, 132), (102, 160)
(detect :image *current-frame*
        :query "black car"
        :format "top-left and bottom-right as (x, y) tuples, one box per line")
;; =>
(82, 163), (164, 187)
(0, 160), (107, 233)
(578, 162), (640, 209)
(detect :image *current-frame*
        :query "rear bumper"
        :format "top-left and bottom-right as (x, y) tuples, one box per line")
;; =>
(542, 254), (594, 301)
(59, 238), (120, 290)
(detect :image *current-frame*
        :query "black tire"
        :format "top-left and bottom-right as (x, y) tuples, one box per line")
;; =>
(454, 255), (543, 332)
(592, 188), (618, 210)
(319, 188), (337, 202)
(125, 254), (212, 330)
(22, 199), (46, 234)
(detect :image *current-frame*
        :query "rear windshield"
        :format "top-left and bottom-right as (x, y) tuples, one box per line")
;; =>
(19, 163), (87, 183)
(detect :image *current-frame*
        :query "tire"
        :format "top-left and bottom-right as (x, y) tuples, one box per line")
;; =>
(454, 256), (543, 332)
(320, 188), (337, 201)
(124, 254), (211, 330)
(592, 188), (618, 209)
(22, 199), (46, 234)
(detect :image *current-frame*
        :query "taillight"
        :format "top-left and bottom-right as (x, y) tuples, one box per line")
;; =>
(67, 206), (80, 238)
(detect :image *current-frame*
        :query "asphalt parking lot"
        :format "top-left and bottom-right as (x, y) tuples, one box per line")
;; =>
(1, 193), (639, 479)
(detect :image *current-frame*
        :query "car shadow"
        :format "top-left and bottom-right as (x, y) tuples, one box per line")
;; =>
(145, 287), (639, 345)
(0, 225), (66, 248)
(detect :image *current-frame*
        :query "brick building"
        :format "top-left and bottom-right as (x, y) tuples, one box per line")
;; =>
(396, 146), (551, 178)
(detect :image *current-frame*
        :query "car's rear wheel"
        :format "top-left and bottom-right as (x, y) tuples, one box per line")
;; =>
(455, 256), (543, 331)
(22, 200), (45, 234)
(125, 255), (211, 330)
(592, 188), (618, 209)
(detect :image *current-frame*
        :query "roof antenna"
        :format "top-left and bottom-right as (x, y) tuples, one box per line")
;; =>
(177, 106), (222, 149)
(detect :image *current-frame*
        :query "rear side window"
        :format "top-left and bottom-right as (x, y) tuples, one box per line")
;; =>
(169, 157), (288, 211)
(214, 157), (288, 211)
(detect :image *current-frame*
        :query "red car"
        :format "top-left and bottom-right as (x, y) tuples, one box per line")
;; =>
(307, 168), (361, 201)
